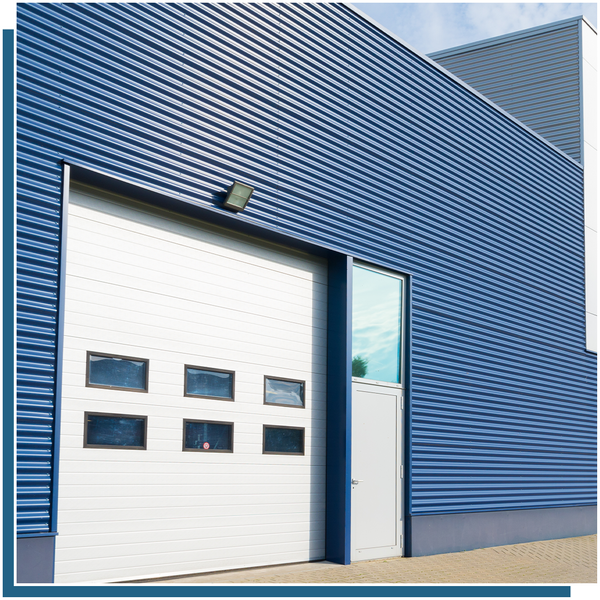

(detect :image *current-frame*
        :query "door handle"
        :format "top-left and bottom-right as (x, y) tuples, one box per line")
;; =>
(351, 479), (363, 485)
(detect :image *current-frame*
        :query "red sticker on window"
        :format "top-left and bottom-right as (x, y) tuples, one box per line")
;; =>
(203, 442), (210, 449)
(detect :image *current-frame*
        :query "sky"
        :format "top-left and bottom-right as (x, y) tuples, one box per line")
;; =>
(353, 2), (598, 54)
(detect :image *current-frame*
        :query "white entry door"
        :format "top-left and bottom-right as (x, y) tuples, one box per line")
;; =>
(351, 380), (403, 561)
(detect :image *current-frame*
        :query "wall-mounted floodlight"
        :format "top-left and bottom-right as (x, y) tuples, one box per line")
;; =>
(223, 181), (254, 212)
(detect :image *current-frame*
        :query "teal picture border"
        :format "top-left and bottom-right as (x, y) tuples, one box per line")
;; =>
(3, 26), (16, 596)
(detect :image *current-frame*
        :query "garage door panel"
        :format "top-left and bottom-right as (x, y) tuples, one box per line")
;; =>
(58, 470), (327, 487)
(54, 520), (329, 549)
(59, 406), (327, 437)
(66, 234), (328, 306)
(58, 459), (327, 477)
(61, 357), (327, 390)
(58, 513), (327, 536)
(58, 439), (326, 457)
(65, 267), (327, 328)
(58, 384), (327, 408)
(64, 240), (328, 309)
(62, 297), (327, 348)
(65, 252), (328, 318)
(63, 314), (327, 364)
(56, 502), (325, 523)
(68, 192), (329, 285)
(57, 529), (327, 559)
(60, 336), (327, 375)
(64, 278), (328, 331)
(62, 265), (326, 316)
(61, 395), (329, 416)
(62, 304), (328, 350)
(58, 508), (325, 528)
(56, 541), (327, 583)
(56, 185), (328, 582)
(62, 307), (327, 352)
(69, 190), (328, 285)
(58, 482), (327, 499)
(58, 394), (328, 426)
(61, 348), (329, 377)
(57, 496), (326, 514)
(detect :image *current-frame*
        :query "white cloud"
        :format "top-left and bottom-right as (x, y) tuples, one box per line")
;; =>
(353, 3), (598, 53)
(465, 3), (593, 40)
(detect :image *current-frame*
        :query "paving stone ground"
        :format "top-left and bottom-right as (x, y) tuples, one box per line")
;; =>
(141, 534), (596, 584)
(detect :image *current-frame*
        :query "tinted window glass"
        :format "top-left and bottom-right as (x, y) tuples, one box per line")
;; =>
(88, 354), (147, 390)
(184, 421), (233, 451)
(186, 367), (233, 399)
(264, 426), (304, 454)
(352, 265), (403, 383)
(85, 414), (146, 448)
(265, 378), (304, 407)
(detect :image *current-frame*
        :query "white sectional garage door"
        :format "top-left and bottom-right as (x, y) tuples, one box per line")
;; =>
(55, 184), (328, 583)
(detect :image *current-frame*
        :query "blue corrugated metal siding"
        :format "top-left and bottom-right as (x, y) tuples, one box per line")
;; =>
(15, 150), (61, 533)
(429, 22), (582, 162)
(16, 2), (596, 534)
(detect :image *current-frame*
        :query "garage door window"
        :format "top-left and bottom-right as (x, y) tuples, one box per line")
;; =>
(184, 419), (233, 452)
(185, 366), (235, 400)
(87, 352), (148, 392)
(264, 377), (305, 407)
(263, 425), (305, 455)
(84, 412), (147, 449)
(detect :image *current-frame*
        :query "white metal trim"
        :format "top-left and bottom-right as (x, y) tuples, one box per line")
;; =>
(428, 15), (588, 57)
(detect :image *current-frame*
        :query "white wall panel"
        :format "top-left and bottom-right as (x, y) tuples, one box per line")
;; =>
(586, 313), (597, 352)
(55, 184), (328, 583)
(585, 225), (597, 353)
(582, 20), (598, 352)
(582, 18), (598, 70)
(582, 59), (598, 152)
(584, 145), (598, 231)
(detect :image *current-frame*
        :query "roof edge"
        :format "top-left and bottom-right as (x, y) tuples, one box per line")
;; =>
(429, 15), (596, 59)
(342, 3), (583, 170)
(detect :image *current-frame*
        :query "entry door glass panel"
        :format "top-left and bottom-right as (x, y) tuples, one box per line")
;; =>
(352, 265), (403, 383)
